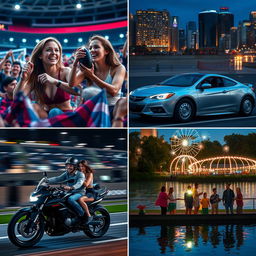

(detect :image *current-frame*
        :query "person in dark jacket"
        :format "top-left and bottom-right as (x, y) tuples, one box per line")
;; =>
(48, 157), (85, 218)
(222, 184), (235, 214)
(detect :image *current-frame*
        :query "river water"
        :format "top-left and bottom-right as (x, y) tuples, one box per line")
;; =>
(130, 181), (256, 211)
(130, 224), (256, 255)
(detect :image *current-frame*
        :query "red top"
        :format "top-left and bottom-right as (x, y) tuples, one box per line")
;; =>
(155, 192), (168, 207)
(236, 192), (243, 207)
(43, 70), (70, 105)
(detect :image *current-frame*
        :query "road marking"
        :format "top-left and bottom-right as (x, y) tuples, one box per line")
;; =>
(110, 212), (127, 215)
(0, 235), (21, 240)
(0, 222), (127, 239)
(155, 115), (256, 127)
(110, 222), (127, 226)
(92, 237), (127, 244)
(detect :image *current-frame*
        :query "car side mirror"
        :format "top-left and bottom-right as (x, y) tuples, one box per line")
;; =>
(201, 83), (212, 89)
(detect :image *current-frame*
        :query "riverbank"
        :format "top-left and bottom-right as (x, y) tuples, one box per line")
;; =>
(130, 212), (256, 225)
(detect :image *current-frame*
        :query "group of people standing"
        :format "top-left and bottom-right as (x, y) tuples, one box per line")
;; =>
(156, 183), (244, 215)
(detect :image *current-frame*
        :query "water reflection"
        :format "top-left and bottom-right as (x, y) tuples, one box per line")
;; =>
(131, 224), (249, 255)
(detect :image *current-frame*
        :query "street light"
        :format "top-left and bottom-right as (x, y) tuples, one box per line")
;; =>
(223, 145), (229, 153)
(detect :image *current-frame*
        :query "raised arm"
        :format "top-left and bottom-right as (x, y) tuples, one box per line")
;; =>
(13, 61), (33, 97)
(69, 48), (87, 87)
(81, 64), (126, 97)
(0, 51), (12, 70)
(38, 67), (80, 96)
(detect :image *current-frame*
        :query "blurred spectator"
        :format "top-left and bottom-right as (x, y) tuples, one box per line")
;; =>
(11, 61), (22, 82)
(0, 77), (17, 117)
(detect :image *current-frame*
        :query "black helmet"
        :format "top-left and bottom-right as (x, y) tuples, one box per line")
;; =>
(65, 157), (79, 166)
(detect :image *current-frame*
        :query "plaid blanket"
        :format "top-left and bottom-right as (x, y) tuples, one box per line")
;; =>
(0, 96), (13, 119)
(4, 90), (111, 127)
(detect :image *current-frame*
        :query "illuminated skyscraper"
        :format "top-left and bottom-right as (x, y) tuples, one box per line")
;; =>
(171, 16), (179, 52)
(218, 7), (234, 50)
(179, 29), (186, 51)
(186, 21), (197, 49)
(230, 27), (238, 49)
(135, 9), (170, 52)
(199, 10), (218, 48)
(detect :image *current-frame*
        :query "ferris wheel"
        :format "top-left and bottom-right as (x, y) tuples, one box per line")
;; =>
(170, 129), (202, 157)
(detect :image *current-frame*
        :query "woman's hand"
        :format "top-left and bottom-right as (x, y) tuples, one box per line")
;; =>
(74, 47), (86, 64)
(38, 73), (57, 86)
(21, 61), (34, 81)
(79, 62), (95, 80)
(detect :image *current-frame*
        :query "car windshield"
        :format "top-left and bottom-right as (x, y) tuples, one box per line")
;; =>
(160, 74), (204, 87)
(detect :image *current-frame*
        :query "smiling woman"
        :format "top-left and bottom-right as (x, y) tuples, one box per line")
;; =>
(14, 37), (79, 117)
(69, 35), (126, 116)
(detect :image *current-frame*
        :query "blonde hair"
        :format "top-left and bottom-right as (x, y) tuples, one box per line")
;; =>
(28, 37), (63, 104)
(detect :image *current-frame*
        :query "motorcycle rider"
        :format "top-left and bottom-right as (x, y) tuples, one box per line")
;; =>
(47, 157), (85, 221)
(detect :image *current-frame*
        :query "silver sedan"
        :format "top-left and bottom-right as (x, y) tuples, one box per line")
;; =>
(129, 73), (256, 122)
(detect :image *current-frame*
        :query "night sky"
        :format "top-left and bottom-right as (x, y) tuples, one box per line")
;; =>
(130, 0), (256, 29)
(129, 129), (256, 145)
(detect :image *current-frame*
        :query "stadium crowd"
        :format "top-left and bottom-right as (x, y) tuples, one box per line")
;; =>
(0, 35), (127, 127)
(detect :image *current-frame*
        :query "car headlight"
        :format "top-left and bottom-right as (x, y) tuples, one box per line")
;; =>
(30, 194), (39, 202)
(129, 90), (134, 95)
(149, 93), (174, 100)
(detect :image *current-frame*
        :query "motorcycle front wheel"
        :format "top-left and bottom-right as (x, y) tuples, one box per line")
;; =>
(7, 209), (45, 248)
(84, 205), (110, 238)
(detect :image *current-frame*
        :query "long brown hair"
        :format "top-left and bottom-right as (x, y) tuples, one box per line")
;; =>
(79, 160), (94, 174)
(28, 37), (63, 104)
(88, 35), (121, 69)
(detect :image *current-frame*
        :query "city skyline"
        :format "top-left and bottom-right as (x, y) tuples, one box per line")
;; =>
(130, 0), (256, 29)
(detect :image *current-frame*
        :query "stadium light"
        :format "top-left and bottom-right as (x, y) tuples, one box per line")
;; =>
(78, 38), (83, 43)
(119, 33), (124, 38)
(35, 39), (40, 43)
(63, 39), (68, 43)
(22, 38), (27, 43)
(104, 35), (109, 40)
(9, 37), (14, 42)
(14, 4), (20, 10)
(76, 3), (82, 9)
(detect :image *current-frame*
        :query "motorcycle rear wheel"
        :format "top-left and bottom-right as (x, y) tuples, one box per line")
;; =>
(83, 205), (110, 238)
(8, 209), (45, 248)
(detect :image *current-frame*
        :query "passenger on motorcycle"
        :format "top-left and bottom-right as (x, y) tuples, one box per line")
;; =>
(78, 160), (95, 224)
(47, 157), (85, 218)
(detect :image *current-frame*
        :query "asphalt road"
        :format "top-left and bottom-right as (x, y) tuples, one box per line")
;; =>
(0, 212), (127, 256)
(129, 74), (256, 127)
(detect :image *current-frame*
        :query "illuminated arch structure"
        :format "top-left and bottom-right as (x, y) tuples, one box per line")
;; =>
(170, 155), (198, 175)
(188, 156), (256, 175)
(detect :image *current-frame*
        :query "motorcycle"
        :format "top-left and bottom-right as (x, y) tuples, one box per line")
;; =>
(8, 172), (110, 248)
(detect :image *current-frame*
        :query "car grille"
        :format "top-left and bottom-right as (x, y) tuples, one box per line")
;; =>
(130, 103), (145, 112)
(130, 95), (146, 102)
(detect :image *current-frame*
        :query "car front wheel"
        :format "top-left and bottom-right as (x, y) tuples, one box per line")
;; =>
(174, 99), (195, 122)
(240, 96), (254, 116)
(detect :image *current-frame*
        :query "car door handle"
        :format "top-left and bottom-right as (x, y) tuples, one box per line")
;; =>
(222, 90), (228, 93)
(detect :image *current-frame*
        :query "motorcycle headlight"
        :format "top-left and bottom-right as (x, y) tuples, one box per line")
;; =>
(149, 93), (174, 100)
(30, 194), (39, 202)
